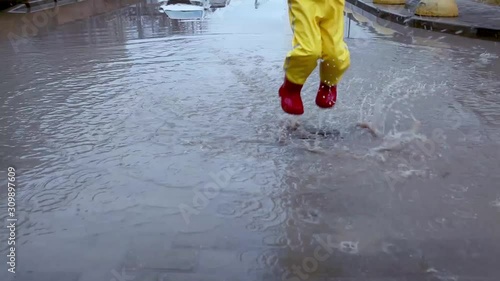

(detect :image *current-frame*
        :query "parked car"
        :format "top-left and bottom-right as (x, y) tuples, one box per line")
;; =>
(159, 0), (209, 19)
(209, 0), (229, 8)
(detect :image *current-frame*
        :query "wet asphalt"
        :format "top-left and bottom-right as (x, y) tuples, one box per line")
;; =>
(1, 0), (500, 280)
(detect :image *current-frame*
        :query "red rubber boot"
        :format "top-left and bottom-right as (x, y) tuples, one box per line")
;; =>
(279, 77), (304, 115)
(315, 83), (337, 108)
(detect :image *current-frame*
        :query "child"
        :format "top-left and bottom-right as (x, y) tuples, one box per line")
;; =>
(279, 0), (350, 115)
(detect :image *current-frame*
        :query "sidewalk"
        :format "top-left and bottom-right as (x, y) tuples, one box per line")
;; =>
(345, 0), (500, 40)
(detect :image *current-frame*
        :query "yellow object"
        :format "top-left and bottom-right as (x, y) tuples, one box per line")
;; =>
(283, 0), (350, 86)
(415, 0), (459, 17)
(373, 0), (405, 4)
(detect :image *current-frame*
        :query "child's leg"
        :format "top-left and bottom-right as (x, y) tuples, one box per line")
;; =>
(279, 0), (322, 115)
(319, 0), (350, 86)
(283, 0), (322, 85)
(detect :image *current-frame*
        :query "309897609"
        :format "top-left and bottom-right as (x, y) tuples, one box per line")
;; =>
(7, 166), (16, 274)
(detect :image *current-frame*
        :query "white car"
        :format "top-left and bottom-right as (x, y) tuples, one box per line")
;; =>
(158, 0), (209, 19)
(209, 0), (230, 8)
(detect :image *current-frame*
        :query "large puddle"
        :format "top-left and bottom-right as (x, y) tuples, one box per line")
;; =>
(1, 0), (499, 280)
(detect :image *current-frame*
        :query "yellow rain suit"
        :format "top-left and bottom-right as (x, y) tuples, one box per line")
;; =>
(283, 0), (350, 86)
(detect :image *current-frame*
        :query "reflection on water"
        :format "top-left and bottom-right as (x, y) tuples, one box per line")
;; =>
(0, 0), (500, 280)
(7, 0), (84, 14)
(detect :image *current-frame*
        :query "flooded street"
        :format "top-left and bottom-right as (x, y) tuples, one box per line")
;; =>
(1, 0), (500, 280)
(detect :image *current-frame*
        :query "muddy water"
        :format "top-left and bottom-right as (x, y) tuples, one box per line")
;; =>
(1, 0), (500, 280)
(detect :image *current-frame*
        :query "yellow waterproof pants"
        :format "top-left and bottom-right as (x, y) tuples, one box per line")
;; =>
(283, 0), (350, 86)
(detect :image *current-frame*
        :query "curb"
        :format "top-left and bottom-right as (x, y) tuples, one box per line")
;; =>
(345, 0), (500, 41)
